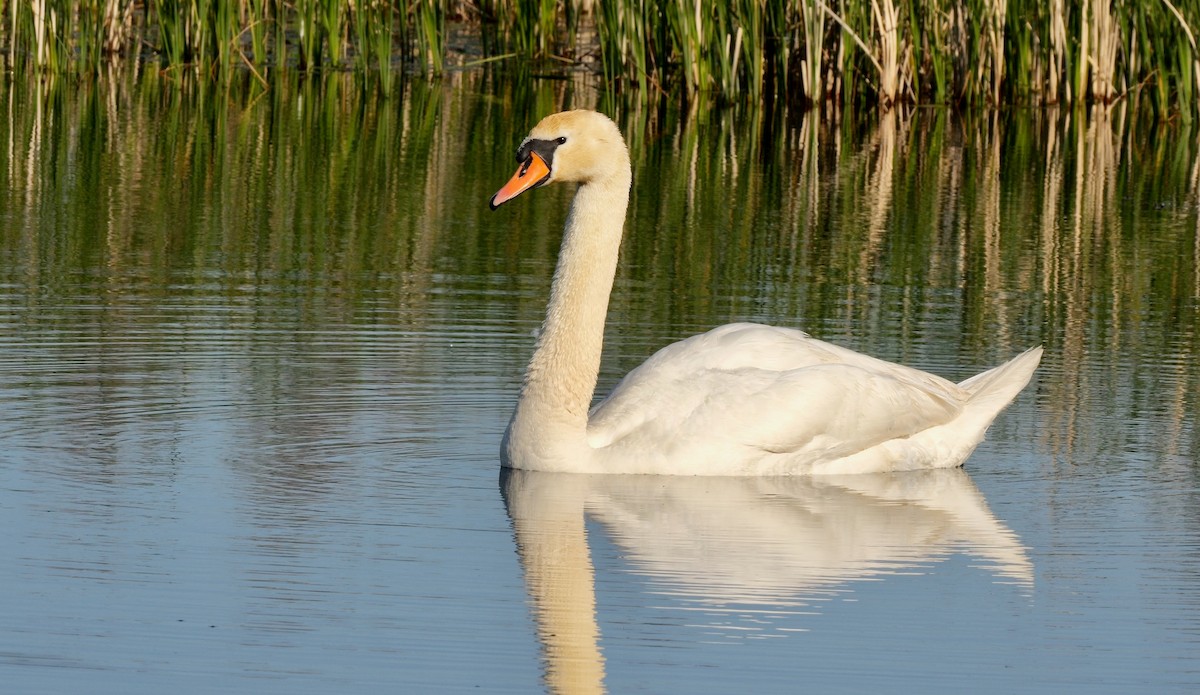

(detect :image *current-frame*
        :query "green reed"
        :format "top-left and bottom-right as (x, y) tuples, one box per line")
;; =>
(3, 0), (1200, 116)
(246, 0), (267, 65)
(352, 0), (395, 86)
(595, 0), (659, 94)
(413, 0), (444, 74)
(479, 0), (580, 61)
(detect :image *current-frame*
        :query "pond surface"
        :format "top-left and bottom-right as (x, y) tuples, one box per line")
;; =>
(1, 72), (1198, 693)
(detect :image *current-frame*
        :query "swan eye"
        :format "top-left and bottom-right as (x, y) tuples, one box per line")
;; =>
(556, 136), (567, 145)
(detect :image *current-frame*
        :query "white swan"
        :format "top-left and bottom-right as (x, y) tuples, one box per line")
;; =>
(490, 110), (1041, 475)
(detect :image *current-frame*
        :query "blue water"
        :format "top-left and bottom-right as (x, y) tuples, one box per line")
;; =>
(1, 80), (1199, 693)
(2, 272), (1197, 693)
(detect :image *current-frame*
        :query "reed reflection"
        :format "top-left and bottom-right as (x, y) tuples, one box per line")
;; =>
(502, 468), (1031, 695)
(2, 70), (1197, 485)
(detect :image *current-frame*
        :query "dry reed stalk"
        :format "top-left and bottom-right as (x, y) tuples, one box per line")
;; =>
(871, 0), (901, 106)
(799, 0), (824, 104)
(102, 0), (136, 54)
(1048, 0), (1067, 103)
(981, 0), (1007, 106)
(727, 25), (743, 94)
(1076, 0), (1091, 104)
(1090, 0), (1119, 103)
(31, 0), (53, 68)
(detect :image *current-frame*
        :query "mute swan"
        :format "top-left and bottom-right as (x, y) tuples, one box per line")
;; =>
(490, 110), (1041, 475)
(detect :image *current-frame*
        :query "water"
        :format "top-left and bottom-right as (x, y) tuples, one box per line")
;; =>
(1, 72), (1198, 693)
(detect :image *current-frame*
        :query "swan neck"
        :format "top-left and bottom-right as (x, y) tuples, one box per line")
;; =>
(512, 171), (630, 452)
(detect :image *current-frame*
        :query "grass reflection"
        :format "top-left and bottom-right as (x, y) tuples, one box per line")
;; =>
(0, 73), (1196, 470)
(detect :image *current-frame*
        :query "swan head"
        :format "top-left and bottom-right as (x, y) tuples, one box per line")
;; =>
(490, 110), (629, 210)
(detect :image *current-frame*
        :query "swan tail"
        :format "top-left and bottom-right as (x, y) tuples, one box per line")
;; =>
(903, 346), (1043, 469)
(956, 345), (1043, 427)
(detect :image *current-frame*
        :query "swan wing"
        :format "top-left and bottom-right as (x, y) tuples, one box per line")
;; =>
(588, 323), (967, 466)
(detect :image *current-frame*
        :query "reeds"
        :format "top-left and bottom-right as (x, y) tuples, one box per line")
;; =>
(3, 1), (1200, 116)
(2, 0), (423, 76)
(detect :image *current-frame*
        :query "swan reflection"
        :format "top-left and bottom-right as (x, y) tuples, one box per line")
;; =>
(502, 468), (1031, 694)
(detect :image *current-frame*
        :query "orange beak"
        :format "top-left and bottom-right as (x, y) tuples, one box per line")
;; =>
(489, 152), (551, 210)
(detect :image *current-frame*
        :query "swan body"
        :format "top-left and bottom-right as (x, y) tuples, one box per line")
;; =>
(490, 110), (1041, 476)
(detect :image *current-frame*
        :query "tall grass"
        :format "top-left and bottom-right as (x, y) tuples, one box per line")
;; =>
(414, 0), (444, 74)
(3, 0), (1200, 116)
(590, 0), (1200, 114)
(2, 0), (417, 75)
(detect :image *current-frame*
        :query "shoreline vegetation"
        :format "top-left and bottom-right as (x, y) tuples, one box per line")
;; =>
(3, 1), (1200, 117)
